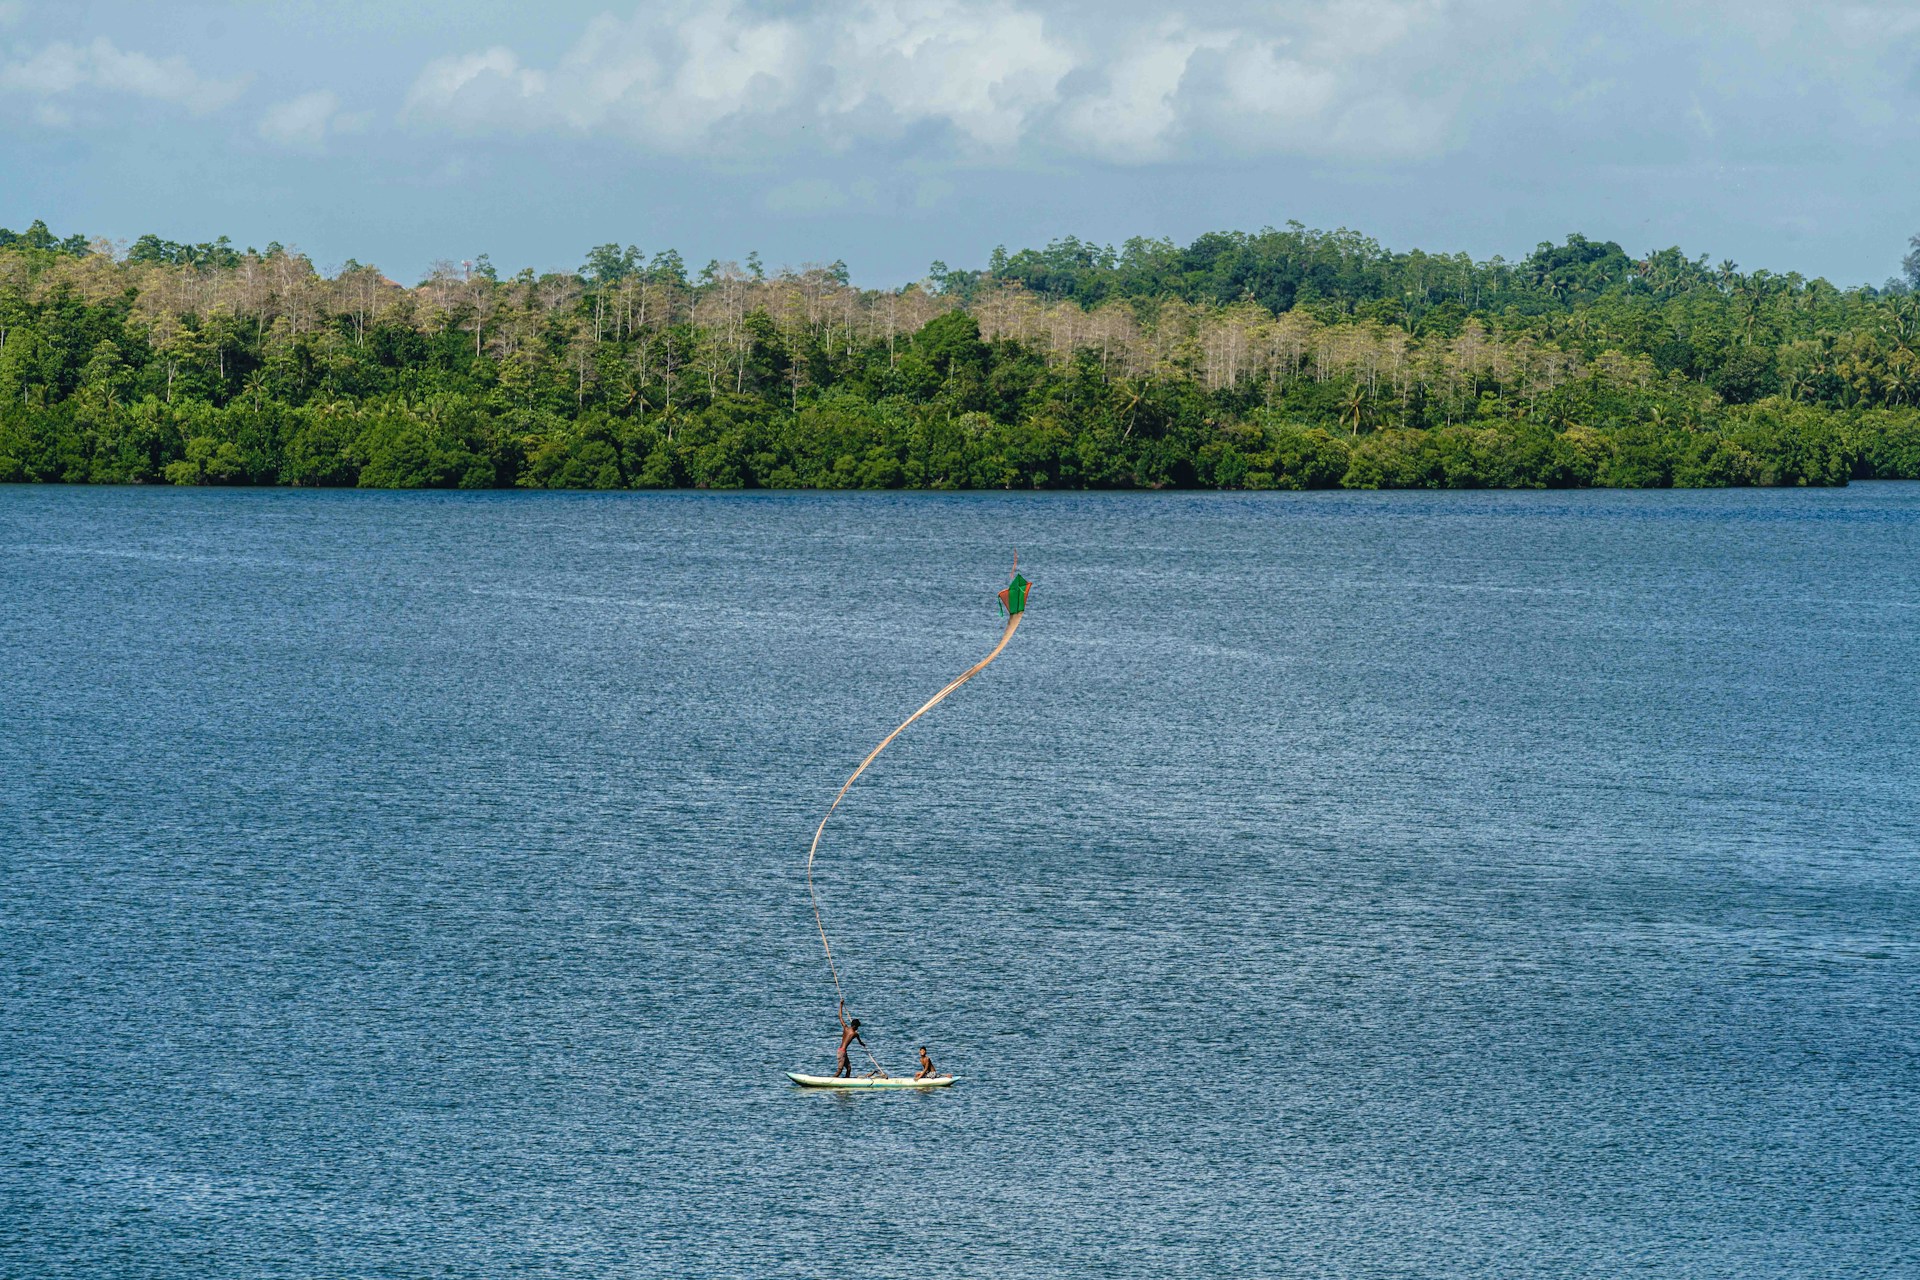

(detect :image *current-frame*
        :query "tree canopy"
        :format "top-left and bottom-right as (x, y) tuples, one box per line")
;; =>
(2, 219), (1917, 491)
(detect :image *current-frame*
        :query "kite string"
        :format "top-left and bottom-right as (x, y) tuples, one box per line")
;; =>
(805, 609), (1026, 1079)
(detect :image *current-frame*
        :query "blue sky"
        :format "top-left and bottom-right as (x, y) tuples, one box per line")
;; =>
(4, 0), (1919, 286)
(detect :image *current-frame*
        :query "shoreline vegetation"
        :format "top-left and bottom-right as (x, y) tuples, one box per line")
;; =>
(3, 220), (1919, 491)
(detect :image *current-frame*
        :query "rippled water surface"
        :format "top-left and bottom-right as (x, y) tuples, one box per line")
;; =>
(4, 485), (1918, 1278)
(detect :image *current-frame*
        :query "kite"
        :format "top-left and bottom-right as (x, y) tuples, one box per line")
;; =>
(799, 557), (1033, 1082)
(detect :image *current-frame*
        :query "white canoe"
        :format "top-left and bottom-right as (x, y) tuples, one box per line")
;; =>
(787, 1072), (955, 1089)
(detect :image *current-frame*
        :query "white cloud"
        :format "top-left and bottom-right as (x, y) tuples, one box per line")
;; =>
(1175, 30), (1450, 160)
(407, 0), (1079, 154)
(401, 0), (1065, 156)
(1053, 24), (1218, 161)
(400, 0), (1477, 163)
(398, 0), (1920, 170)
(0, 37), (248, 115)
(822, 0), (1073, 150)
(258, 89), (372, 148)
(405, 46), (546, 120)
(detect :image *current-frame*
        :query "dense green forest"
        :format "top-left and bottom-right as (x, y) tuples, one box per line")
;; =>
(3, 216), (1919, 490)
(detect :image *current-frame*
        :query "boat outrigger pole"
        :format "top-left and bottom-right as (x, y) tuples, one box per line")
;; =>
(803, 556), (1034, 1080)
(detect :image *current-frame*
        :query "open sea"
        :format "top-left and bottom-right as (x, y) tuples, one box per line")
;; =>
(3, 484), (1917, 1279)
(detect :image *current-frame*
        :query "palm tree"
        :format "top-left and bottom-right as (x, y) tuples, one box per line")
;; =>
(1885, 348), (1918, 406)
(1340, 385), (1369, 436)
(1883, 296), (1920, 344)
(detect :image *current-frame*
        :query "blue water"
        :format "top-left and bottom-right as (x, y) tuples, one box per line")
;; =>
(4, 485), (1918, 1278)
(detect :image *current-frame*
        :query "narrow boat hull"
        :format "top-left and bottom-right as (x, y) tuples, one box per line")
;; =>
(786, 1072), (955, 1089)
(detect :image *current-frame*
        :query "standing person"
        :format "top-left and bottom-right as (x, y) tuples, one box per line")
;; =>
(914, 1046), (939, 1080)
(835, 1002), (865, 1078)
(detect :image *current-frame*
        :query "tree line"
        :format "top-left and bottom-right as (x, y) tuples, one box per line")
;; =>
(2, 217), (1918, 491)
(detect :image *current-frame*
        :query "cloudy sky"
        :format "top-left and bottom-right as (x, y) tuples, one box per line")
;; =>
(4, 0), (1919, 285)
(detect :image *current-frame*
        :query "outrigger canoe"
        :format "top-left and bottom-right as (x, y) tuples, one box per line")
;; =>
(787, 1072), (955, 1089)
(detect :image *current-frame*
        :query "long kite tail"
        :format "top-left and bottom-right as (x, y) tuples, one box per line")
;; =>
(805, 606), (1027, 1076)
